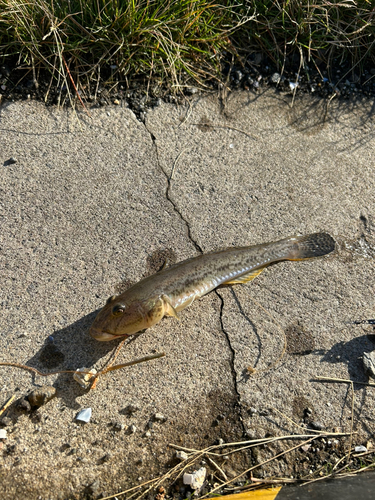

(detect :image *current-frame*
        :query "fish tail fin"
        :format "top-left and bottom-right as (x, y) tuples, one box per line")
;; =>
(286, 233), (335, 260)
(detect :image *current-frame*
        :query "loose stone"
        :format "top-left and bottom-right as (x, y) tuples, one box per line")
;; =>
(355, 445), (367, 453)
(309, 421), (324, 431)
(128, 424), (137, 434)
(153, 413), (165, 422)
(183, 467), (206, 490)
(75, 408), (92, 423)
(363, 351), (375, 378)
(270, 73), (281, 84)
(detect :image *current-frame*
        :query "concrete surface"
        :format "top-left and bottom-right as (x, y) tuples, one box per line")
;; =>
(0, 90), (375, 499)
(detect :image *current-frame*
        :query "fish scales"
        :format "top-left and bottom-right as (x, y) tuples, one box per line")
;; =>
(90, 233), (335, 341)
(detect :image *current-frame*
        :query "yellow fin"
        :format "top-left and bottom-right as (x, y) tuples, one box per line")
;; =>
(161, 294), (180, 320)
(222, 265), (268, 285)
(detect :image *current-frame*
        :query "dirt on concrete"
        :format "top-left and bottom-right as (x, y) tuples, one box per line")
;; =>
(0, 90), (375, 499)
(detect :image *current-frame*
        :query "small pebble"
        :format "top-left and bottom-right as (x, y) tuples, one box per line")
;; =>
(235, 70), (243, 81)
(176, 450), (188, 460)
(270, 73), (281, 84)
(309, 421), (324, 431)
(0, 429), (7, 439)
(75, 408), (92, 423)
(153, 413), (165, 422)
(363, 352), (375, 379)
(183, 467), (206, 490)
(112, 422), (125, 431)
(128, 424), (137, 434)
(289, 81), (299, 91)
(355, 445), (367, 453)
(113, 99), (120, 105)
(144, 430), (151, 438)
(218, 438), (224, 445)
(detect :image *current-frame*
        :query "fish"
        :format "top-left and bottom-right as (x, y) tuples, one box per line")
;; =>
(89, 232), (335, 341)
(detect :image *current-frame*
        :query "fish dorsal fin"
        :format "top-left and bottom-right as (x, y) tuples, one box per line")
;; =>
(222, 265), (268, 285)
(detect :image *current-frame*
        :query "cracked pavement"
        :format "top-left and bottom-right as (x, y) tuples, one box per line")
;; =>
(1, 91), (375, 499)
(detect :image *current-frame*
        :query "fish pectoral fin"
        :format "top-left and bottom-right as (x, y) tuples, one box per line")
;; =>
(161, 294), (180, 320)
(222, 265), (268, 285)
(183, 294), (197, 309)
(159, 259), (169, 271)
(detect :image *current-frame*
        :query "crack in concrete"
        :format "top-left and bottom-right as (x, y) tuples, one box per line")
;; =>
(144, 122), (245, 435)
(230, 288), (263, 369)
(146, 127), (203, 254)
(216, 289), (247, 437)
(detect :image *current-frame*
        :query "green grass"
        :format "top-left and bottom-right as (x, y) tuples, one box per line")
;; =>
(0, 0), (374, 98)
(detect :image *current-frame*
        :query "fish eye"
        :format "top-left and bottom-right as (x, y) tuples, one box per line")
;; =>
(112, 304), (125, 316)
(106, 295), (117, 305)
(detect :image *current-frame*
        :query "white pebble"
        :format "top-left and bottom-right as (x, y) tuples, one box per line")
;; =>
(0, 429), (7, 439)
(75, 408), (92, 423)
(183, 467), (206, 490)
(154, 413), (165, 422)
(176, 451), (188, 460)
(355, 445), (367, 453)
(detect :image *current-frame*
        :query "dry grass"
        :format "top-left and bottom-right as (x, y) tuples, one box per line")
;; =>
(0, 1), (374, 101)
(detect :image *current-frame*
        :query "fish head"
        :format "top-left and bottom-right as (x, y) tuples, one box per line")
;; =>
(89, 294), (164, 341)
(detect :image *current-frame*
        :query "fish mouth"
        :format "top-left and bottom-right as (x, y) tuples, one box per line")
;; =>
(89, 329), (125, 341)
